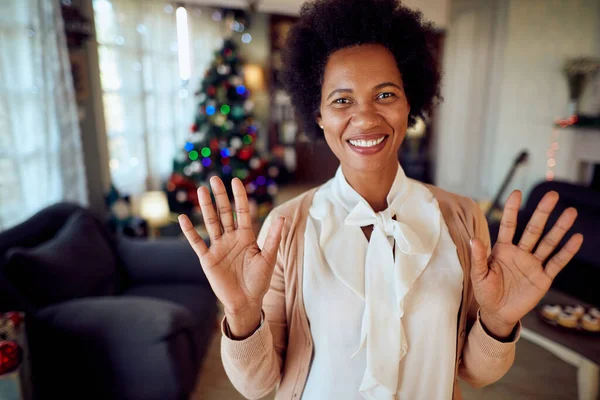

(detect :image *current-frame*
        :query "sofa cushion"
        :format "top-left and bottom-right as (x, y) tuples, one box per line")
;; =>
(124, 284), (217, 325)
(4, 210), (119, 308)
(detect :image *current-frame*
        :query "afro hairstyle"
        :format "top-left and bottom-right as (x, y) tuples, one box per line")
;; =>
(280, 0), (443, 139)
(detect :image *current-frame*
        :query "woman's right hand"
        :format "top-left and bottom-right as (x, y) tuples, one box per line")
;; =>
(178, 176), (284, 338)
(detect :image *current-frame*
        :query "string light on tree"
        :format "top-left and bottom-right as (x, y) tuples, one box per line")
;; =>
(176, 191), (188, 203)
(214, 114), (226, 126)
(250, 157), (261, 169)
(267, 182), (279, 196)
(231, 137), (243, 149)
(190, 161), (203, 173)
(268, 166), (280, 178)
(246, 182), (257, 194)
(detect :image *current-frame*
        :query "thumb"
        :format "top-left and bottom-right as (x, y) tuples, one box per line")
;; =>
(470, 237), (489, 284)
(260, 217), (285, 266)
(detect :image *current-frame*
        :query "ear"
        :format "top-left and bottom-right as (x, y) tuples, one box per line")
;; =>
(316, 114), (323, 129)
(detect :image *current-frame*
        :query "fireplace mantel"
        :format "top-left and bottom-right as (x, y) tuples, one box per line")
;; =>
(558, 126), (600, 184)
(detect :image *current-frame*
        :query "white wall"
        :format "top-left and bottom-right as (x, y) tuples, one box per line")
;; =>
(186, 0), (451, 29)
(402, 0), (450, 30)
(490, 0), (600, 199)
(435, 0), (600, 201)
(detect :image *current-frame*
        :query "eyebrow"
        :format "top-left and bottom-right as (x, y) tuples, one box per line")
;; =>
(326, 81), (403, 101)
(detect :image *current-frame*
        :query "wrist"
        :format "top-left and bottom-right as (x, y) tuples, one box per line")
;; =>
(224, 304), (262, 340)
(479, 310), (517, 340)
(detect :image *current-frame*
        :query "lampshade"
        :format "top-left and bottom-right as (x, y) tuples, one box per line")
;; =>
(243, 64), (265, 91)
(139, 191), (170, 227)
(406, 117), (427, 139)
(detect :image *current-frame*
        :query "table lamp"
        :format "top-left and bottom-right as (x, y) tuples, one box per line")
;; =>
(139, 191), (170, 238)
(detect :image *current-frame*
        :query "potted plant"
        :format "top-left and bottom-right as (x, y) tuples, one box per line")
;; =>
(563, 56), (600, 116)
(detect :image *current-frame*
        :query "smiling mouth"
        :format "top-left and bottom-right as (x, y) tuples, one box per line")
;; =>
(347, 135), (388, 148)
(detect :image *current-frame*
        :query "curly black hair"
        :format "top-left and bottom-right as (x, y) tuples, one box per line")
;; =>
(280, 0), (442, 139)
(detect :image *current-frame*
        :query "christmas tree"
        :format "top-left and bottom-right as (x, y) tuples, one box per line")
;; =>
(169, 38), (279, 218)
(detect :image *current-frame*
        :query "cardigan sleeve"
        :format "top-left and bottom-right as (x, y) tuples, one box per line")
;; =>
(458, 200), (520, 388)
(220, 213), (287, 399)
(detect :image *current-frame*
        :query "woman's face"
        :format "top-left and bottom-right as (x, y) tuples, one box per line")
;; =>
(317, 44), (410, 175)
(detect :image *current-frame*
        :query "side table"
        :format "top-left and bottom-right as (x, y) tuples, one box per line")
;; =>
(522, 289), (599, 400)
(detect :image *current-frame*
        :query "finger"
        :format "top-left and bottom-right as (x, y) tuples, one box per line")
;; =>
(518, 191), (559, 252)
(533, 207), (578, 261)
(545, 233), (584, 280)
(178, 214), (209, 257)
(197, 185), (223, 241)
(497, 190), (522, 244)
(469, 237), (489, 284)
(210, 176), (235, 233)
(232, 178), (252, 230)
(260, 217), (285, 266)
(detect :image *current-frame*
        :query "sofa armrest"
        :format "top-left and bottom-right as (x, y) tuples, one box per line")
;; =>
(34, 296), (195, 343)
(116, 235), (210, 287)
(0, 274), (36, 314)
(31, 297), (200, 399)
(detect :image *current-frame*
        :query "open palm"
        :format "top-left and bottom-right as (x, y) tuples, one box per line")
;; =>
(470, 190), (584, 330)
(178, 177), (284, 318)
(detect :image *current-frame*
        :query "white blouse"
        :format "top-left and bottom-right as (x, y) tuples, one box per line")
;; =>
(301, 164), (464, 400)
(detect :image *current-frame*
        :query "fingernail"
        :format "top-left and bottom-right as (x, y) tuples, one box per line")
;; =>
(470, 238), (473, 246)
(178, 215), (190, 228)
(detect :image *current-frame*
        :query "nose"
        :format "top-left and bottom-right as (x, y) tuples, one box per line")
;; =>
(350, 107), (382, 130)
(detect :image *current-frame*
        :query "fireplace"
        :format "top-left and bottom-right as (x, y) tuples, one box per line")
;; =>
(558, 125), (600, 188)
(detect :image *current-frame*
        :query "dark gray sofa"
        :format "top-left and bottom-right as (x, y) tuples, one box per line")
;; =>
(0, 202), (217, 400)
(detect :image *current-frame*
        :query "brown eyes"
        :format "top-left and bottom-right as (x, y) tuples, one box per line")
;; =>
(333, 98), (350, 104)
(331, 92), (396, 105)
(378, 92), (396, 99)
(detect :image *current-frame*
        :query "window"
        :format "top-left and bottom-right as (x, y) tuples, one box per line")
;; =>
(0, 0), (87, 230)
(93, 0), (225, 195)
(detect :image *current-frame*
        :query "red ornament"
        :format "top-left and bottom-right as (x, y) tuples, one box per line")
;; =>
(5, 313), (23, 328)
(190, 124), (198, 133)
(207, 86), (216, 96)
(221, 157), (230, 166)
(168, 174), (199, 205)
(210, 139), (219, 150)
(0, 341), (21, 375)
(224, 48), (233, 57)
(238, 147), (253, 161)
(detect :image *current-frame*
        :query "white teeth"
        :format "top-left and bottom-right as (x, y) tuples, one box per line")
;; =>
(349, 136), (385, 148)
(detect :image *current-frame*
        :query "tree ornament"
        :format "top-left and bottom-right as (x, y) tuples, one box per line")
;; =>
(0, 341), (21, 375)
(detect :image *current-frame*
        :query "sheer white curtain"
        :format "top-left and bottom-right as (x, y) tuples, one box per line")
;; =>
(433, 0), (509, 199)
(93, 0), (224, 195)
(0, 0), (88, 230)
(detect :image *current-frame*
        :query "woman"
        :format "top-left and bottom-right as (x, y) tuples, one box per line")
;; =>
(178, 0), (584, 398)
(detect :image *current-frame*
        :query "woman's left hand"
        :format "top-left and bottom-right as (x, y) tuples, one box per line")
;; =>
(470, 190), (584, 338)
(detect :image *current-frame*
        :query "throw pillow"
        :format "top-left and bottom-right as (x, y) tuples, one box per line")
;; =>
(4, 210), (119, 308)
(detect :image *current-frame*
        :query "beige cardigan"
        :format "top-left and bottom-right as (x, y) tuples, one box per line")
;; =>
(221, 184), (520, 400)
